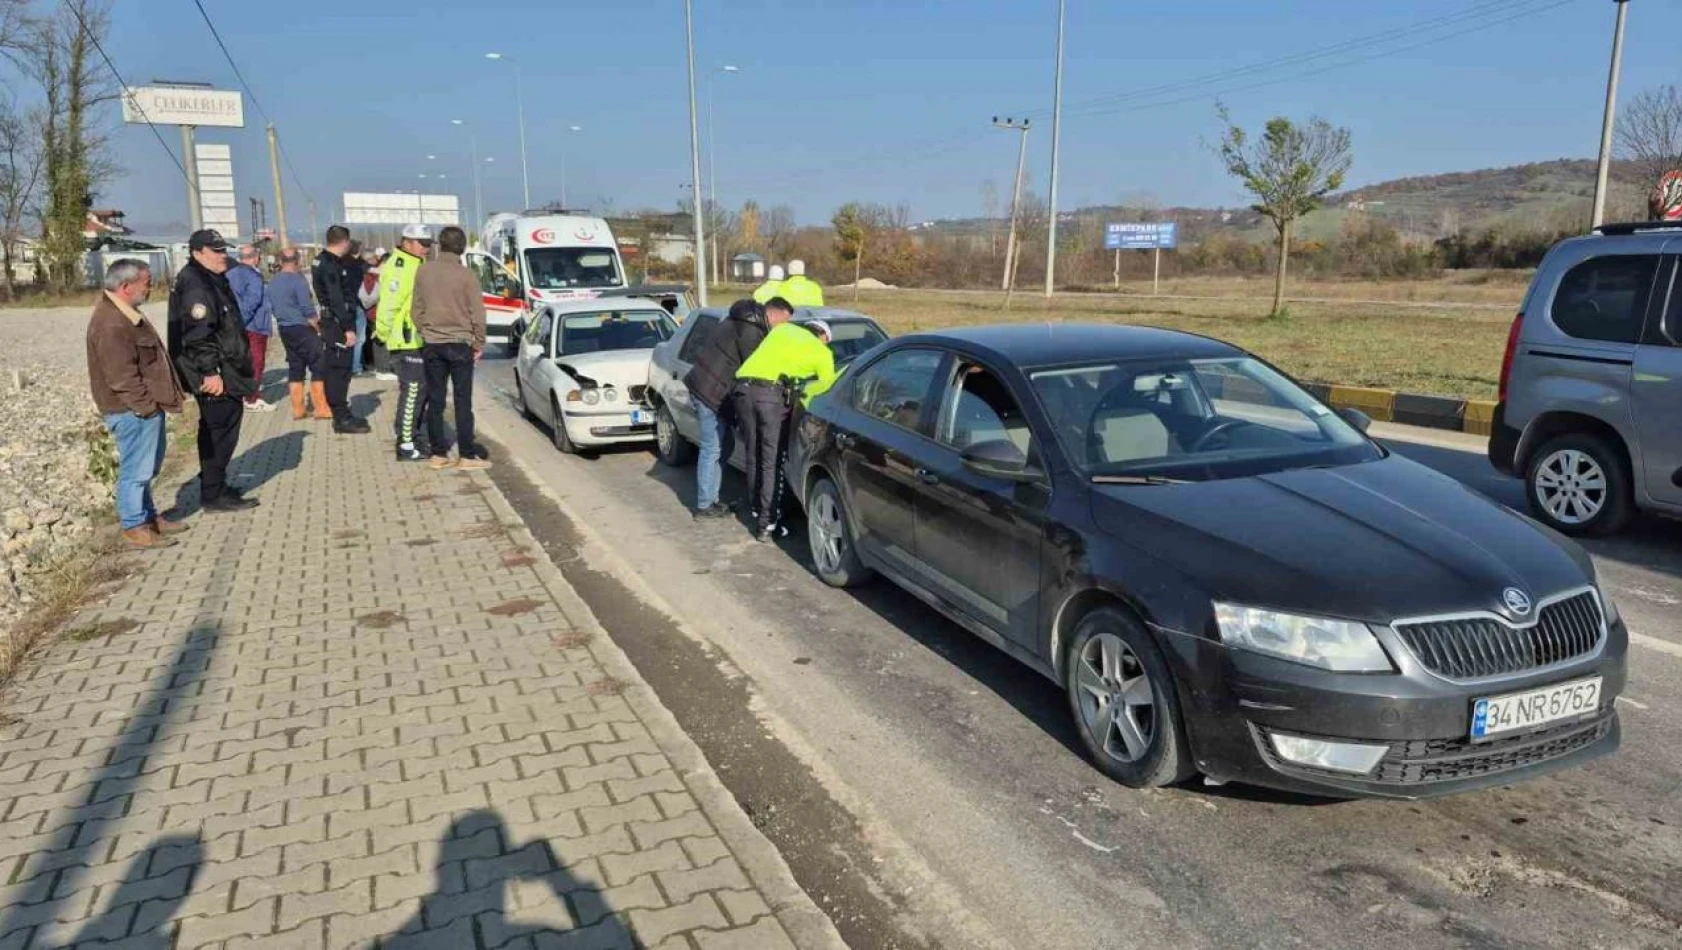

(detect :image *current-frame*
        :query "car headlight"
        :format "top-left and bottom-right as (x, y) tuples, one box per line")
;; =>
(1213, 603), (1392, 672)
(581, 388), (600, 406)
(602, 387), (618, 403)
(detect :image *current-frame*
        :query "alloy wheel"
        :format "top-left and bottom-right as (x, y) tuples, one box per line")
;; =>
(1534, 448), (1607, 526)
(1074, 633), (1158, 764)
(809, 491), (846, 575)
(656, 407), (675, 457)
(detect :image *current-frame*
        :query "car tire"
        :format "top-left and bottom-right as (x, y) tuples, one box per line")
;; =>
(1525, 432), (1632, 537)
(806, 477), (872, 588)
(656, 403), (696, 467)
(550, 396), (577, 455)
(514, 371), (536, 422)
(1065, 608), (1194, 789)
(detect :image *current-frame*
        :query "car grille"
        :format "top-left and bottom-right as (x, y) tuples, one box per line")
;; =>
(1392, 591), (1604, 680)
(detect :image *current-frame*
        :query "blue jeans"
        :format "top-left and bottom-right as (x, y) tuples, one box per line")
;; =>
(695, 398), (734, 510)
(104, 411), (167, 530)
(353, 311), (368, 374)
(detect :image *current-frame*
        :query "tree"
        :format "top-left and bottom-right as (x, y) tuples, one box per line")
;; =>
(1616, 85), (1682, 212)
(762, 204), (795, 260)
(29, 0), (117, 293)
(832, 203), (865, 302)
(0, 100), (44, 299)
(737, 200), (760, 251)
(1215, 106), (1352, 315)
(980, 180), (999, 256)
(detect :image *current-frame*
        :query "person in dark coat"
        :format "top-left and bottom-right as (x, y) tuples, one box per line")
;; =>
(169, 229), (260, 512)
(682, 298), (769, 518)
(310, 225), (372, 433)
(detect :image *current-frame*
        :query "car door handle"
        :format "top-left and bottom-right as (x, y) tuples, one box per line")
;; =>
(835, 432), (857, 449)
(915, 467), (940, 485)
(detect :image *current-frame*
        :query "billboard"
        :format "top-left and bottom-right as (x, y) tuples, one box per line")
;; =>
(195, 143), (238, 236)
(1104, 222), (1178, 251)
(343, 192), (461, 227)
(122, 86), (244, 128)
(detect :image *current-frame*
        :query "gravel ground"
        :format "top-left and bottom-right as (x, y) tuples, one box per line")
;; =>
(0, 305), (124, 639)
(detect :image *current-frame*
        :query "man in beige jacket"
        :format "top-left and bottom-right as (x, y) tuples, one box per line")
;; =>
(412, 225), (490, 471)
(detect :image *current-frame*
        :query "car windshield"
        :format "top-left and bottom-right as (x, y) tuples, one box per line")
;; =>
(524, 247), (622, 289)
(825, 321), (888, 364)
(1030, 356), (1380, 481)
(556, 310), (674, 356)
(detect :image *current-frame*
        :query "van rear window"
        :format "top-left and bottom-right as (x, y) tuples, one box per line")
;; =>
(1551, 255), (1659, 344)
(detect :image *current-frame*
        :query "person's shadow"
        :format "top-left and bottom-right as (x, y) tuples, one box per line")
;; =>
(52, 834), (204, 947)
(381, 810), (639, 948)
(170, 430), (309, 516)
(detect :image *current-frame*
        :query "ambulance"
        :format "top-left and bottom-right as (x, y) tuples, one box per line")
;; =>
(465, 212), (629, 352)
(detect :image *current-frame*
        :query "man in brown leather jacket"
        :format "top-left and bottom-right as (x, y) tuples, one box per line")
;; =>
(86, 259), (186, 548)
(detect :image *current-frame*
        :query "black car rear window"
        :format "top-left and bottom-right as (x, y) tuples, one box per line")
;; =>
(1550, 254), (1659, 344)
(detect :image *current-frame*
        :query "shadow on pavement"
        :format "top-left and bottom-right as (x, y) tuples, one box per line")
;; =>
(381, 810), (637, 948)
(171, 430), (310, 515)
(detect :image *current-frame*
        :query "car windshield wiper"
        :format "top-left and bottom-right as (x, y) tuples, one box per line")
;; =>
(1090, 474), (1190, 486)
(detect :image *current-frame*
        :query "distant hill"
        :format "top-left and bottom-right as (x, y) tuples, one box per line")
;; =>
(917, 158), (1650, 246)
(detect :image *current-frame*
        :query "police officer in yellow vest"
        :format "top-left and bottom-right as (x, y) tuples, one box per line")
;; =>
(378, 224), (434, 460)
(733, 298), (838, 541)
(779, 259), (825, 307)
(751, 264), (786, 304)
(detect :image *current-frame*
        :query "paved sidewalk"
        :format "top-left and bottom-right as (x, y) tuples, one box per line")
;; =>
(0, 382), (838, 949)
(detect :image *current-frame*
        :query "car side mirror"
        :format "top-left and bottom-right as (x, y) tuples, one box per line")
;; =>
(960, 439), (1039, 483)
(503, 281), (523, 303)
(1337, 407), (1372, 434)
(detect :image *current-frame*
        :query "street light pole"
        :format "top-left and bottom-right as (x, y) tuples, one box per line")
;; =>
(560, 125), (582, 210)
(1591, 0), (1631, 229)
(451, 119), (484, 227)
(486, 53), (531, 210)
(706, 65), (739, 286)
(1044, 0), (1066, 298)
(684, 0), (708, 305)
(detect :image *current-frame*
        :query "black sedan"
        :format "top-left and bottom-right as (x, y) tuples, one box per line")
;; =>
(786, 324), (1626, 798)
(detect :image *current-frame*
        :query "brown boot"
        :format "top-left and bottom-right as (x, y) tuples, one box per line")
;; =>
(123, 525), (177, 549)
(288, 382), (307, 420)
(151, 516), (190, 535)
(310, 380), (333, 420)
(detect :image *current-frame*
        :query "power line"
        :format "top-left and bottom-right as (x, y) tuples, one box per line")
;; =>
(63, 3), (191, 185)
(189, 0), (317, 208)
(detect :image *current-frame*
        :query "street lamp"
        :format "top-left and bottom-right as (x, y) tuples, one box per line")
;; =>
(706, 65), (739, 285)
(560, 125), (583, 210)
(485, 52), (531, 210)
(684, 0), (707, 305)
(1045, 0), (1066, 298)
(1591, 0), (1631, 228)
(451, 118), (485, 227)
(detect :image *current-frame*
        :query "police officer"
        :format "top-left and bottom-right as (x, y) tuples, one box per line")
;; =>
(311, 225), (372, 434)
(378, 224), (433, 460)
(169, 229), (260, 512)
(751, 264), (786, 304)
(732, 297), (837, 541)
(779, 260), (825, 307)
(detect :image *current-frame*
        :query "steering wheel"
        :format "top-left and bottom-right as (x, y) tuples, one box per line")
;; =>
(1189, 419), (1247, 453)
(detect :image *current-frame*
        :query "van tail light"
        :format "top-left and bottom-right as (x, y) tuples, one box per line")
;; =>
(1498, 312), (1524, 403)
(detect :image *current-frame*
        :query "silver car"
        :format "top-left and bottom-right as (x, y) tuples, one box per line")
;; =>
(646, 306), (889, 468)
(1489, 220), (1682, 536)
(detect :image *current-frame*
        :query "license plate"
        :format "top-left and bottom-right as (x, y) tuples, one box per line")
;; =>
(1470, 676), (1602, 741)
(630, 409), (651, 426)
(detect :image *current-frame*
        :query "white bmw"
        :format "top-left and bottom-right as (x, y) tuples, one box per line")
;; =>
(511, 298), (678, 453)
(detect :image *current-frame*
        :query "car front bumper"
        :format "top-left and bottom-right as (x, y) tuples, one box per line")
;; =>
(1163, 620), (1627, 799)
(561, 406), (657, 447)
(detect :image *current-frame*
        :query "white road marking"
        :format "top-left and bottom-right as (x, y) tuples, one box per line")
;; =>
(1631, 631), (1682, 660)
(1617, 696), (1651, 711)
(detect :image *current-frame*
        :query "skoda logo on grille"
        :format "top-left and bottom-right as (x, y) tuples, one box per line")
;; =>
(1502, 587), (1533, 617)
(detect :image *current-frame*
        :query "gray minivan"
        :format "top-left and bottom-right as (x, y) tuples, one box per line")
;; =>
(1489, 220), (1682, 536)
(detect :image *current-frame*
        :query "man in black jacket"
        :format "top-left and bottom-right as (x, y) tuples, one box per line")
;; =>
(310, 225), (371, 433)
(169, 229), (259, 512)
(682, 298), (768, 519)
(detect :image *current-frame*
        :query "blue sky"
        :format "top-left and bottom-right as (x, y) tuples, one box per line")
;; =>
(67, 0), (1682, 234)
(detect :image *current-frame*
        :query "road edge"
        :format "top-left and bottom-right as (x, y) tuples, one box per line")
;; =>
(472, 421), (848, 950)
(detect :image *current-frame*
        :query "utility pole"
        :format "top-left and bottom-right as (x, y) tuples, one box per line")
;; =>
(266, 125), (290, 249)
(1044, 0), (1066, 298)
(1591, 0), (1631, 228)
(308, 199), (318, 244)
(181, 126), (202, 231)
(707, 66), (740, 287)
(684, 0), (708, 305)
(993, 118), (1031, 299)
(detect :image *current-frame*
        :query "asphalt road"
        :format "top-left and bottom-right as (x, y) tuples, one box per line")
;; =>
(478, 362), (1682, 949)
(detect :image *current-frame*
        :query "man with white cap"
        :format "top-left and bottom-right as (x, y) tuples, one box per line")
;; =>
(378, 224), (434, 460)
(779, 260), (824, 307)
(751, 264), (786, 304)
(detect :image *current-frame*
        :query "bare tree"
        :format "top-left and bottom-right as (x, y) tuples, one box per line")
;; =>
(980, 180), (999, 256)
(0, 0), (30, 70)
(762, 204), (795, 261)
(1215, 105), (1352, 316)
(27, 0), (116, 292)
(1616, 85), (1682, 207)
(0, 99), (44, 298)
